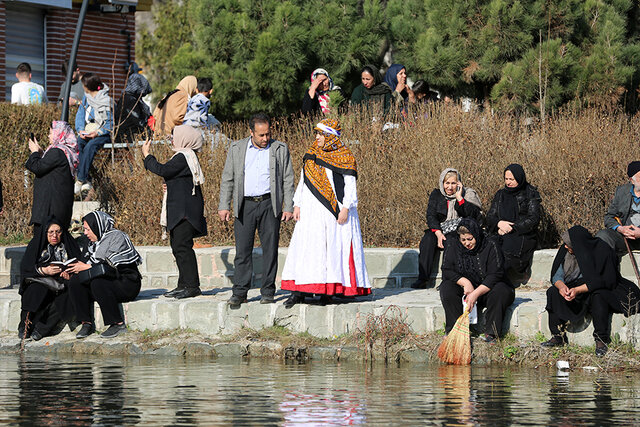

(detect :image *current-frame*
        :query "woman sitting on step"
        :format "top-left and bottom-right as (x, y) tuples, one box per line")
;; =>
(18, 217), (81, 340)
(542, 226), (640, 356)
(439, 218), (515, 343)
(66, 211), (142, 339)
(411, 167), (483, 289)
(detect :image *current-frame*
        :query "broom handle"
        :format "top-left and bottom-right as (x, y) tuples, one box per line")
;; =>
(615, 217), (640, 285)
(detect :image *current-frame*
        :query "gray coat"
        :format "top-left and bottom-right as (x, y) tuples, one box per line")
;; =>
(604, 182), (635, 229)
(218, 137), (295, 218)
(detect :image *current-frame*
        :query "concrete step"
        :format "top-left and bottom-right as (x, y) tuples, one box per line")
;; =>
(0, 287), (638, 348)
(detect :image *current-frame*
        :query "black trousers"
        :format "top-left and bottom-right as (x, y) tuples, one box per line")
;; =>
(233, 198), (280, 298)
(69, 276), (141, 325)
(439, 279), (515, 336)
(417, 230), (452, 282)
(170, 219), (200, 289)
(20, 282), (72, 336)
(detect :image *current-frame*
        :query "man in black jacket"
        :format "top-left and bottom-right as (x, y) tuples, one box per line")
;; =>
(596, 161), (640, 254)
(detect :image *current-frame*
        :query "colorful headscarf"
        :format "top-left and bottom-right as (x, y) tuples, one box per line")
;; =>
(311, 68), (335, 114)
(45, 121), (79, 177)
(303, 119), (357, 218)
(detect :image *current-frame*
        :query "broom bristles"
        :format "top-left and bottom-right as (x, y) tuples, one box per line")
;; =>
(437, 310), (471, 365)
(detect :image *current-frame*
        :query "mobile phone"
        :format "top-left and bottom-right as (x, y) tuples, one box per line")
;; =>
(30, 132), (34, 140)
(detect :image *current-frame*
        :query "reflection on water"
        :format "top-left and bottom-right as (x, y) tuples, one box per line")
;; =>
(0, 353), (639, 425)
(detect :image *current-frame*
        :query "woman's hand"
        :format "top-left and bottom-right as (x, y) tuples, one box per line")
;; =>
(455, 181), (463, 201)
(396, 70), (407, 93)
(337, 207), (349, 225)
(458, 277), (474, 295)
(497, 220), (514, 235)
(465, 292), (478, 311)
(308, 74), (327, 98)
(564, 284), (588, 302)
(66, 261), (91, 274)
(435, 230), (446, 249)
(60, 271), (71, 280)
(41, 265), (61, 276)
(142, 139), (151, 158)
(28, 136), (41, 154)
(293, 206), (301, 222)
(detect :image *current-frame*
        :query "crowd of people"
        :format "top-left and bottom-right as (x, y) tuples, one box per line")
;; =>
(9, 61), (640, 357)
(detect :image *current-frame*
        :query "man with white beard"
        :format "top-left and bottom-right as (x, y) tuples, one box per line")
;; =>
(597, 161), (640, 254)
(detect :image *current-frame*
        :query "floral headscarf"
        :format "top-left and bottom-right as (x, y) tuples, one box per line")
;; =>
(303, 119), (357, 218)
(45, 121), (79, 177)
(311, 68), (335, 114)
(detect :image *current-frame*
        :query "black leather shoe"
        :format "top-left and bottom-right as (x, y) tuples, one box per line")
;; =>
(30, 329), (44, 341)
(101, 323), (127, 338)
(227, 295), (247, 309)
(595, 341), (608, 357)
(76, 323), (95, 339)
(284, 294), (305, 309)
(260, 295), (275, 304)
(164, 287), (184, 297)
(173, 288), (202, 299)
(541, 335), (567, 347)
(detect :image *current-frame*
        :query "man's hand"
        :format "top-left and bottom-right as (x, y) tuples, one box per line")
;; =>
(293, 207), (301, 222)
(282, 211), (293, 222)
(142, 139), (151, 158)
(218, 210), (231, 222)
(337, 207), (349, 225)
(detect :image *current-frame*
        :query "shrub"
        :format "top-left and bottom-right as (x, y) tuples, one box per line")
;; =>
(0, 103), (638, 248)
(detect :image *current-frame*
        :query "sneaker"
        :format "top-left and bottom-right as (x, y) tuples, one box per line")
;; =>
(101, 323), (127, 339)
(76, 322), (95, 339)
(74, 181), (83, 195)
(81, 182), (92, 192)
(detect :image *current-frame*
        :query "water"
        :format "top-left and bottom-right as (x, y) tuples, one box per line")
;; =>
(0, 354), (639, 426)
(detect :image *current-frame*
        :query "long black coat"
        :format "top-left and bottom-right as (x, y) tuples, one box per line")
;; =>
(25, 148), (74, 229)
(144, 152), (207, 236)
(425, 189), (483, 231)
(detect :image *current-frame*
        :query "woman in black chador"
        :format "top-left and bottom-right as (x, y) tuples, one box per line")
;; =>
(486, 163), (541, 282)
(541, 226), (640, 356)
(19, 217), (81, 340)
(439, 218), (515, 343)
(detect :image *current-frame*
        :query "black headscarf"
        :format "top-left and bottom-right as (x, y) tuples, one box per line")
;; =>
(362, 64), (392, 97)
(454, 218), (487, 284)
(498, 163), (528, 221)
(565, 226), (617, 292)
(19, 217), (80, 295)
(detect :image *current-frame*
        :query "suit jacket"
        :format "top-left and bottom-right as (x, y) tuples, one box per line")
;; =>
(25, 148), (74, 228)
(218, 137), (295, 218)
(144, 152), (207, 236)
(604, 183), (635, 229)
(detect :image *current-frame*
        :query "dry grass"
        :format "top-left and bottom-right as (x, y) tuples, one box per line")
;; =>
(1, 103), (638, 247)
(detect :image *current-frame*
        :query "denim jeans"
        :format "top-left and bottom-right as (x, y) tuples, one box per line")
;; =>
(77, 134), (110, 182)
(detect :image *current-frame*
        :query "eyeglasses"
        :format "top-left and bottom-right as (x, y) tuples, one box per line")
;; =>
(47, 230), (62, 235)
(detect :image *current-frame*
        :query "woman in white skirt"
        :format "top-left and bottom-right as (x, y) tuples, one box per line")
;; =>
(281, 118), (371, 308)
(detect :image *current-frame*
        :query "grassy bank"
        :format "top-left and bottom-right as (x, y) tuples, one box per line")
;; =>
(1, 104), (639, 248)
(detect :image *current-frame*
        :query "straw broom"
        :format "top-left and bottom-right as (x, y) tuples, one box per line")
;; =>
(437, 309), (471, 365)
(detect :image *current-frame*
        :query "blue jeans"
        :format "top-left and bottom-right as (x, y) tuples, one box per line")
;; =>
(77, 134), (109, 182)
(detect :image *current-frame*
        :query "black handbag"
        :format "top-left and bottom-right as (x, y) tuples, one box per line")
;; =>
(76, 263), (116, 284)
(25, 276), (65, 292)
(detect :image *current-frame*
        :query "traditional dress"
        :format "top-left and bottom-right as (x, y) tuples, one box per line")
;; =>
(281, 119), (371, 297)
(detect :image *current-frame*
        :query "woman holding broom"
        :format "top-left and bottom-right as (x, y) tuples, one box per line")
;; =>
(439, 218), (515, 343)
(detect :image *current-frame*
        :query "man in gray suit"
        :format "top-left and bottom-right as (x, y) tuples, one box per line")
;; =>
(597, 161), (640, 254)
(218, 113), (295, 308)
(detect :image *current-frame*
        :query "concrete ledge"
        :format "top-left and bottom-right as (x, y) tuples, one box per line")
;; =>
(1, 287), (638, 348)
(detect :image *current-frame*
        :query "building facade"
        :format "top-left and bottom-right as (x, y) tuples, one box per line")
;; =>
(0, 0), (151, 102)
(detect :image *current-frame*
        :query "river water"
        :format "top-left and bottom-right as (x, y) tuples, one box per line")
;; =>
(0, 353), (639, 425)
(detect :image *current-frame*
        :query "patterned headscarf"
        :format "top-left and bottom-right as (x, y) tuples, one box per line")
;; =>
(83, 211), (142, 267)
(45, 121), (79, 177)
(311, 68), (335, 114)
(303, 119), (357, 218)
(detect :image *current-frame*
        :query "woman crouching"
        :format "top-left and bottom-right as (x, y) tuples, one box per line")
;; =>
(439, 218), (515, 343)
(19, 217), (81, 340)
(66, 211), (142, 339)
(542, 226), (640, 356)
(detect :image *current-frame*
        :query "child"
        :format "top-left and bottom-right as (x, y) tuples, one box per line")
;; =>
(183, 77), (212, 128)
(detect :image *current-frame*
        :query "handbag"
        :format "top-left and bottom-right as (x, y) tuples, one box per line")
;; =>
(76, 263), (115, 284)
(25, 276), (65, 292)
